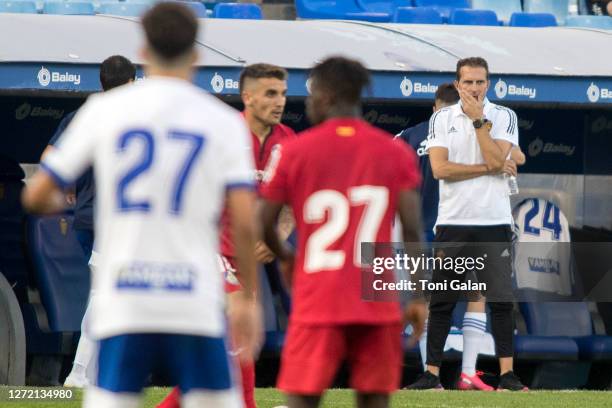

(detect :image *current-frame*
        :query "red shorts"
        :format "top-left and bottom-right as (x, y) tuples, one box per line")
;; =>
(277, 322), (403, 395)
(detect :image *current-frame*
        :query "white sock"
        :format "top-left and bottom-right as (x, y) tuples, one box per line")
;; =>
(419, 320), (428, 371)
(462, 312), (487, 377)
(182, 388), (242, 408)
(69, 291), (97, 382)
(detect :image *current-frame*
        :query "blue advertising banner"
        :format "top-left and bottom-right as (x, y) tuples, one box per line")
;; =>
(1, 63), (611, 105)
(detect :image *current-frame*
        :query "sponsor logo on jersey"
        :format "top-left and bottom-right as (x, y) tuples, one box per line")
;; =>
(528, 137), (575, 157)
(15, 102), (64, 121)
(528, 257), (560, 275)
(494, 79), (536, 99)
(587, 82), (612, 103)
(400, 77), (437, 97)
(116, 262), (195, 291)
(448, 126), (458, 133)
(37, 66), (81, 87)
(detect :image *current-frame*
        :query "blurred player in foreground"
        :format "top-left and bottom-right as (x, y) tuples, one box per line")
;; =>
(157, 63), (296, 408)
(260, 56), (427, 408)
(22, 3), (261, 407)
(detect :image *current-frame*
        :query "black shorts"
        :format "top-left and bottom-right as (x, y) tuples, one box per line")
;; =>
(430, 225), (514, 303)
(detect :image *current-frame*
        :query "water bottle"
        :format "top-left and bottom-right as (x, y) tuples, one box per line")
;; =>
(505, 174), (519, 196)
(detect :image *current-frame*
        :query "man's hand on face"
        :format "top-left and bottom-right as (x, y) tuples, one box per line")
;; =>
(458, 89), (485, 122)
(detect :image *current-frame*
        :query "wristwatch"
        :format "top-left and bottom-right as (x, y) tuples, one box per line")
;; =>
(473, 118), (492, 131)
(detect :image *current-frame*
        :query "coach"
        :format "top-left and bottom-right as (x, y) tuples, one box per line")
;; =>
(409, 57), (527, 391)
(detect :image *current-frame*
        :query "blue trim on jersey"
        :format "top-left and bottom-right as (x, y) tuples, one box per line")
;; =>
(97, 333), (233, 394)
(226, 181), (256, 191)
(39, 161), (71, 189)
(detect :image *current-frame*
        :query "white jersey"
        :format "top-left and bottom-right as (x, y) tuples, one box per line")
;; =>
(513, 198), (573, 296)
(43, 77), (254, 339)
(425, 99), (518, 227)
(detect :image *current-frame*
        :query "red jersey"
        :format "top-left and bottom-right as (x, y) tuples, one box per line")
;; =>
(260, 118), (420, 325)
(219, 121), (296, 258)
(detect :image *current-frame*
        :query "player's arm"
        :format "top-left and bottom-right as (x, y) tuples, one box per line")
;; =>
(510, 146), (526, 166)
(22, 171), (66, 214)
(228, 188), (259, 297)
(429, 147), (490, 182)
(260, 199), (294, 288)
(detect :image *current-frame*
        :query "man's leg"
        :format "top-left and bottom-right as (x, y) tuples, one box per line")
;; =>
(457, 299), (493, 391)
(278, 323), (344, 408)
(356, 394), (389, 408)
(286, 395), (321, 408)
(65, 292), (96, 387)
(164, 334), (241, 408)
(349, 324), (401, 408)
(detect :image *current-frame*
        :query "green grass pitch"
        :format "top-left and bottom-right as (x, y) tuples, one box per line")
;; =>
(1, 387), (611, 407)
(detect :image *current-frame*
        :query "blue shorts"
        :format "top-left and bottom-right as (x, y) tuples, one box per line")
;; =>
(96, 333), (234, 394)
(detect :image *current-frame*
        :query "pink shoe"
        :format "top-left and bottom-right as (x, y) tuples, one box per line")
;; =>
(457, 371), (494, 391)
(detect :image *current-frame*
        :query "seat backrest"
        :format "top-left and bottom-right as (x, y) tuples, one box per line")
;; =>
(173, 0), (207, 18)
(98, 2), (150, 16)
(471, 0), (521, 23)
(510, 11), (558, 27)
(449, 8), (498, 25)
(358, 0), (411, 14)
(414, 0), (470, 20)
(0, 0), (37, 13)
(393, 6), (443, 23)
(520, 302), (593, 336)
(43, 1), (95, 15)
(565, 15), (612, 30)
(523, 0), (569, 25)
(26, 214), (90, 332)
(213, 2), (262, 19)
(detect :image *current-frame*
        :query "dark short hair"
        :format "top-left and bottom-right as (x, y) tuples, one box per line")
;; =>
(142, 3), (198, 62)
(309, 56), (370, 105)
(434, 83), (459, 105)
(239, 63), (288, 93)
(456, 57), (489, 80)
(99, 55), (136, 91)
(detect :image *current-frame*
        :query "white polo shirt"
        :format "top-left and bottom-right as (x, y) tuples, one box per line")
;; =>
(425, 99), (519, 227)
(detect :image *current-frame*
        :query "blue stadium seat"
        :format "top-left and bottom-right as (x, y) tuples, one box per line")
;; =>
(295, 0), (392, 22)
(175, 0), (207, 18)
(98, 3), (150, 16)
(358, 0), (411, 15)
(565, 15), (612, 30)
(212, 2), (261, 19)
(393, 6), (443, 24)
(26, 214), (90, 332)
(471, 0), (522, 24)
(0, 0), (37, 13)
(43, 1), (95, 15)
(449, 8), (498, 26)
(413, 0), (470, 22)
(510, 12), (558, 27)
(523, 0), (569, 25)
